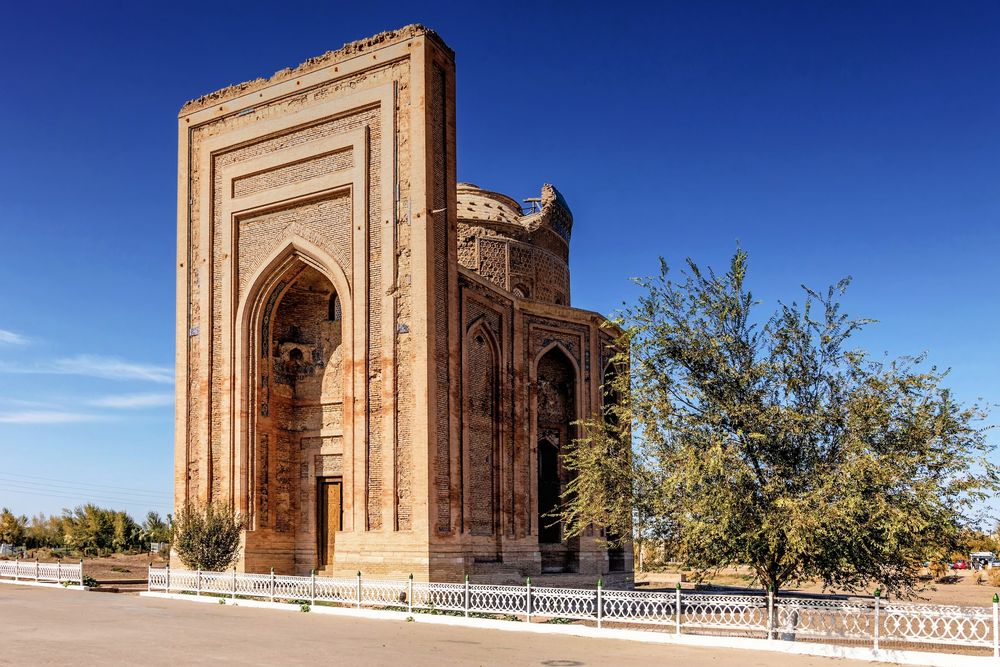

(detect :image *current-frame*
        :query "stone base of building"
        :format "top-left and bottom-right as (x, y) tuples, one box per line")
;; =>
(172, 530), (634, 588)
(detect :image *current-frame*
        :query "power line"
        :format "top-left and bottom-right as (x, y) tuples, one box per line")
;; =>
(0, 476), (171, 502)
(0, 486), (171, 513)
(0, 479), (172, 506)
(0, 471), (172, 498)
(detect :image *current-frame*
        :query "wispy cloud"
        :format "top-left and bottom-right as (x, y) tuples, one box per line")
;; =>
(0, 411), (106, 424)
(88, 392), (174, 409)
(0, 329), (28, 345)
(0, 397), (58, 410)
(0, 391), (171, 426)
(0, 354), (174, 384)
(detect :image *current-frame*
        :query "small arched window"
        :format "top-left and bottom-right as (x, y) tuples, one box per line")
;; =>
(512, 283), (530, 299)
(328, 292), (342, 321)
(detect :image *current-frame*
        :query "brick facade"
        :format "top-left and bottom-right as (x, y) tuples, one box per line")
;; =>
(174, 25), (632, 583)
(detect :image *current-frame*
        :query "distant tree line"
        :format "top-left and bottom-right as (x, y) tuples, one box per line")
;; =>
(0, 505), (172, 556)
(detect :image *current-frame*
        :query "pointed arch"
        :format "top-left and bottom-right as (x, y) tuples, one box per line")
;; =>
(465, 315), (502, 351)
(462, 318), (502, 543)
(241, 234), (353, 321)
(532, 340), (580, 379)
(328, 292), (342, 321)
(233, 235), (354, 531)
(531, 341), (580, 561)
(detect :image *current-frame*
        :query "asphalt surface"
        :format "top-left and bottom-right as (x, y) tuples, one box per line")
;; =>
(0, 584), (874, 666)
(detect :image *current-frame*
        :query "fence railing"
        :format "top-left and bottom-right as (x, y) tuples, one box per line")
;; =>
(147, 567), (1000, 656)
(0, 558), (84, 587)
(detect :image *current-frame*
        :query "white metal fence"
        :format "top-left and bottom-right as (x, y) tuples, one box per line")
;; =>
(0, 559), (84, 586)
(148, 567), (1000, 656)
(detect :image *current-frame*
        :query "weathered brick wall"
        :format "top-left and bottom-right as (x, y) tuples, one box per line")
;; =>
(237, 195), (353, 295)
(430, 61), (453, 536)
(460, 277), (515, 549)
(176, 25), (630, 581)
(366, 109), (385, 532)
(464, 326), (497, 536)
(178, 27), (441, 576)
(456, 183), (572, 305)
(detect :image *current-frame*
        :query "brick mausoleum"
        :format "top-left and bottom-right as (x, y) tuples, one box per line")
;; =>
(174, 25), (632, 583)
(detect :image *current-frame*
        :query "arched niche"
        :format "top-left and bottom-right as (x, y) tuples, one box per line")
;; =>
(463, 321), (501, 543)
(236, 237), (354, 573)
(533, 343), (579, 571)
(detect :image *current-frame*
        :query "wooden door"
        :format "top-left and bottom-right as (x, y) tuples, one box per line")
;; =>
(317, 478), (342, 570)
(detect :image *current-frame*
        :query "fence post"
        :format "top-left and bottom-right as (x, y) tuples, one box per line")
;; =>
(408, 574), (413, 614)
(14, 556), (18, 582)
(166, 563), (170, 592)
(873, 589), (881, 652)
(767, 587), (775, 641)
(35, 558), (39, 582)
(675, 583), (681, 636)
(58, 560), (63, 586)
(597, 579), (603, 629)
(356, 571), (362, 608)
(196, 569), (202, 596)
(464, 574), (470, 618)
(992, 593), (998, 659)
(311, 570), (316, 605)
(79, 559), (84, 587)
(270, 567), (276, 603)
(231, 567), (236, 601)
(526, 577), (532, 623)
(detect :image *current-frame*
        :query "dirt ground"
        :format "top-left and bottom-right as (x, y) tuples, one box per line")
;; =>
(78, 552), (169, 583)
(6, 551), (168, 587)
(0, 584), (876, 667)
(636, 566), (1000, 607)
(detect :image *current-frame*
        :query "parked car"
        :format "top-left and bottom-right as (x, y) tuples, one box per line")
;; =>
(970, 552), (996, 570)
(990, 560), (1000, 569)
(952, 560), (969, 570)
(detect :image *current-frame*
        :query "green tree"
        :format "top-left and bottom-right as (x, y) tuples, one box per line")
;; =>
(172, 502), (244, 571)
(0, 508), (27, 545)
(141, 511), (172, 545)
(61, 505), (143, 554)
(62, 505), (115, 554)
(110, 511), (142, 552)
(561, 250), (998, 596)
(25, 514), (65, 549)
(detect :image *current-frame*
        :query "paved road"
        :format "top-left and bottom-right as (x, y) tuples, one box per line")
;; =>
(0, 584), (871, 666)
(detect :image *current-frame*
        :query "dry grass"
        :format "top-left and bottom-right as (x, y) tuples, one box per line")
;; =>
(636, 565), (1000, 607)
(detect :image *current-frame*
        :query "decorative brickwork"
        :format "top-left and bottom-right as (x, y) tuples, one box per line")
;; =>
(456, 183), (571, 304)
(465, 325), (498, 537)
(175, 25), (631, 582)
(232, 148), (353, 198)
(431, 62), (452, 535)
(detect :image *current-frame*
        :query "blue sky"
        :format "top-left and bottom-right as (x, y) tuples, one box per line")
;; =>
(1, 1), (997, 520)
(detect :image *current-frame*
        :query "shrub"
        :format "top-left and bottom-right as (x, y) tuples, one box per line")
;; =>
(172, 502), (244, 571)
(989, 569), (1000, 587)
